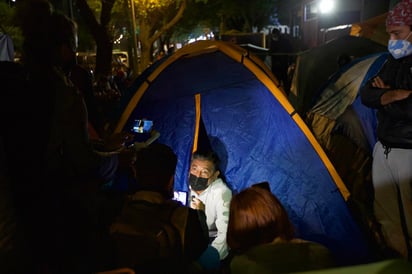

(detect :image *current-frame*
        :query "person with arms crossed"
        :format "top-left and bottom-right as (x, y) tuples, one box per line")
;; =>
(360, 0), (412, 260)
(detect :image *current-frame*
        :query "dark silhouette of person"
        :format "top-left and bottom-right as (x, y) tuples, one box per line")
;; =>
(110, 143), (213, 273)
(337, 53), (353, 69)
(270, 28), (293, 95)
(2, 1), (135, 272)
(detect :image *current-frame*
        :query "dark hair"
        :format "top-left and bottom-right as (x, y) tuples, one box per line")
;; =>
(192, 150), (220, 173)
(337, 54), (352, 68)
(134, 143), (177, 193)
(251, 181), (270, 191)
(272, 28), (282, 39)
(272, 28), (281, 35)
(16, 0), (77, 66)
(227, 186), (295, 252)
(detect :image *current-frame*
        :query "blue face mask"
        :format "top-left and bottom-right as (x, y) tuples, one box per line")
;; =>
(388, 32), (412, 59)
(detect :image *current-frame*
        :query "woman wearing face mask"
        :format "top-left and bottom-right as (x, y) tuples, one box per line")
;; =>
(360, 0), (412, 260)
(189, 150), (232, 262)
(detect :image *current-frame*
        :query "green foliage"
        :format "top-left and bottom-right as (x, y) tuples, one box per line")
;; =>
(170, 0), (277, 37)
(75, 0), (280, 75)
(112, 0), (130, 23)
(134, 0), (177, 18)
(220, 0), (276, 32)
(170, 0), (219, 42)
(86, 0), (102, 14)
(85, 0), (129, 33)
(0, 2), (22, 55)
(127, 0), (211, 36)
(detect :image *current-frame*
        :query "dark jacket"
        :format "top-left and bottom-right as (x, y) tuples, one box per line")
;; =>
(229, 238), (335, 274)
(360, 54), (412, 148)
(110, 191), (209, 273)
(45, 67), (119, 183)
(0, 61), (120, 272)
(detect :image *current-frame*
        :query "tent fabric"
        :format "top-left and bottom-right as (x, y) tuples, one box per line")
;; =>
(0, 33), (14, 62)
(292, 259), (412, 274)
(115, 40), (374, 265)
(308, 52), (388, 153)
(289, 35), (386, 117)
(304, 52), (390, 259)
(350, 13), (388, 47)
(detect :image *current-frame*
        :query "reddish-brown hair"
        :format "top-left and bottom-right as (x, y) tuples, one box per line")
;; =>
(227, 186), (295, 252)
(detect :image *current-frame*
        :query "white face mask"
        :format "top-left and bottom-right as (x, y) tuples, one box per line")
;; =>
(388, 32), (412, 59)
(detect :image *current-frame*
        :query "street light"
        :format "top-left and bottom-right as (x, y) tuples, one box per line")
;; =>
(319, 0), (335, 14)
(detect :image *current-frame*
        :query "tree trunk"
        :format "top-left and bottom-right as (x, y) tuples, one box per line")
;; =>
(94, 30), (113, 78)
(138, 22), (153, 74)
(75, 0), (114, 80)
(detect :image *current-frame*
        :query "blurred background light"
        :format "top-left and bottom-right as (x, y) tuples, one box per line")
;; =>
(319, 0), (335, 14)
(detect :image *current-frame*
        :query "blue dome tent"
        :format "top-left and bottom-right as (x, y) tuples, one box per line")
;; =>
(114, 40), (374, 265)
(307, 52), (388, 153)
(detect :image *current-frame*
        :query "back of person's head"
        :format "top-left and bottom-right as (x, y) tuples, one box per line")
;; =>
(227, 185), (294, 252)
(133, 143), (177, 197)
(272, 28), (281, 40)
(251, 181), (271, 191)
(337, 54), (352, 68)
(15, 0), (77, 68)
(192, 149), (220, 173)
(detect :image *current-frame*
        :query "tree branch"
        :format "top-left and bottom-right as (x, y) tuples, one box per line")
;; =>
(149, 0), (187, 45)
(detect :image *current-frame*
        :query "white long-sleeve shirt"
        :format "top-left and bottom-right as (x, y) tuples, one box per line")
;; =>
(190, 178), (232, 259)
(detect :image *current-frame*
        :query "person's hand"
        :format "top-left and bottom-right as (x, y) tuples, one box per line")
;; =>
(190, 197), (205, 211)
(129, 142), (147, 151)
(104, 131), (134, 151)
(371, 76), (390, 89)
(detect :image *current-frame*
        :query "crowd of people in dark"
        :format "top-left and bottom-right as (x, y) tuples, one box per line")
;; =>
(1, 0), (412, 273)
